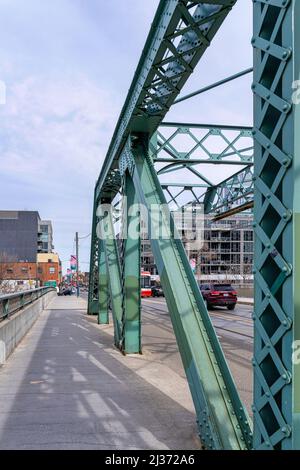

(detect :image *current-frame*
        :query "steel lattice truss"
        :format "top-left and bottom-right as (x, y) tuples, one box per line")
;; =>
(95, 0), (239, 201)
(154, 123), (253, 166)
(88, 0), (300, 451)
(151, 122), (254, 213)
(252, 0), (299, 450)
(204, 166), (254, 217)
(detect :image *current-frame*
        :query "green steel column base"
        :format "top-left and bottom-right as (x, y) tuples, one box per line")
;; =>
(123, 320), (142, 354)
(99, 239), (109, 325)
(119, 171), (141, 355)
(99, 210), (123, 346)
(88, 301), (99, 316)
(98, 312), (109, 325)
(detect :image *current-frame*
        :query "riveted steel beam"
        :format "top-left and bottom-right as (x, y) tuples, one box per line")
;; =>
(204, 166), (254, 215)
(98, 238), (109, 325)
(97, 208), (123, 348)
(213, 201), (254, 221)
(252, 0), (300, 450)
(128, 134), (252, 450)
(156, 158), (252, 166)
(120, 172), (142, 354)
(95, 0), (238, 202)
(154, 124), (254, 166)
(173, 67), (253, 105)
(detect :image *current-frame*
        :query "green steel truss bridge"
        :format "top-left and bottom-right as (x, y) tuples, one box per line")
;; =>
(88, 0), (300, 450)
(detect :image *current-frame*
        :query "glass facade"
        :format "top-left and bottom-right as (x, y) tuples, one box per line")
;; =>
(141, 214), (254, 284)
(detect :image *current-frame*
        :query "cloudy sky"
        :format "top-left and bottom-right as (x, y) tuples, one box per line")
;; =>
(0, 0), (253, 273)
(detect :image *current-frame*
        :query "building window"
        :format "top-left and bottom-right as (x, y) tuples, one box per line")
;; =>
(244, 255), (253, 265)
(231, 254), (241, 265)
(244, 242), (253, 253)
(38, 267), (43, 274)
(231, 231), (241, 241)
(21, 267), (28, 273)
(41, 225), (48, 233)
(231, 243), (240, 253)
(204, 231), (210, 241)
(244, 231), (253, 242)
(49, 267), (55, 274)
(6, 268), (13, 274)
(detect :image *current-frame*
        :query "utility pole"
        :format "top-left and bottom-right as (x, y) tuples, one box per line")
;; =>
(76, 232), (79, 298)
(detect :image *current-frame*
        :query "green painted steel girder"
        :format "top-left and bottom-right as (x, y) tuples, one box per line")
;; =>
(120, 172), (142, 354)
(153, 123), (253, 166)
(156, 158), (252, 166)
(204, 166), (254, 215)
(253, 0), (300, 450)
(161, 122), (253, 131)
(128, 134), (252, 450)
(173, 67), (253, 105)
(95, 0), (238, 202)
(213, 200), (254, 221)
(97, 208), (123, 348)
(98, 238), (109, 325)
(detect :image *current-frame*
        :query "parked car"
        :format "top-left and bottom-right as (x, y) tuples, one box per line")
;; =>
(63, 287), (72, 296)
(151, 284), (164, 297)
(199, 284), (237, 310)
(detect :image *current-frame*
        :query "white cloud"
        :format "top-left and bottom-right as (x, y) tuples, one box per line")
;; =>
(0, 74), (119, 188)
(0, 73), (121, 272)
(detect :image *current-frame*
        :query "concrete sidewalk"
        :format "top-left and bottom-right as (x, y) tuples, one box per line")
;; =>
(0, 296), (200, 450)
(238, 297), (254, 306)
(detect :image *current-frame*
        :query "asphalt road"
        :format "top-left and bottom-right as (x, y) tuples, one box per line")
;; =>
(141, 297), (253, 415)
(80, 290), (253, 414)
(0, 296), (201, 450)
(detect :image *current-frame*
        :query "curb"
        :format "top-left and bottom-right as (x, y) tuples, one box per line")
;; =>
(238, 300), (254, 306)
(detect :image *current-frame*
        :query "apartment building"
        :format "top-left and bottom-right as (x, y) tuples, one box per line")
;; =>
(0, 211), (58, 292)
(0, 211), (54, 262)
(141, 214), (254, 284)
(38, 220), (54, 254)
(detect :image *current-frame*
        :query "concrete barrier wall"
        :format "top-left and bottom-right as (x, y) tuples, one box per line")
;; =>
(0, 291), (56, 365)
(236, 287), (254, 298)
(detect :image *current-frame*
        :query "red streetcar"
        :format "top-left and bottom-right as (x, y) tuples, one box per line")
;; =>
(141, 271), (152, 298)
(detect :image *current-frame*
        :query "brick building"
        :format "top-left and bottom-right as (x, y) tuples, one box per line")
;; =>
(0, 256), (61, 293)
(0, 211), (60, 293)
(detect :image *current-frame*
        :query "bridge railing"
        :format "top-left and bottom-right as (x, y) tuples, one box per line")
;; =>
(0, 287), (55, 322)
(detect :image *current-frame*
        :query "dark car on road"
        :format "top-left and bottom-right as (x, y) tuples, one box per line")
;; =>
(58, 287), (72, 296)
(151, 284), (164, 297)
(199, 284), (237, 311)
(64, 287), (73, 296)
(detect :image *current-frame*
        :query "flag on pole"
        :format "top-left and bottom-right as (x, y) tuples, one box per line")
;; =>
(70, 255), (77, 270)
(190, 258), (197, 273)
